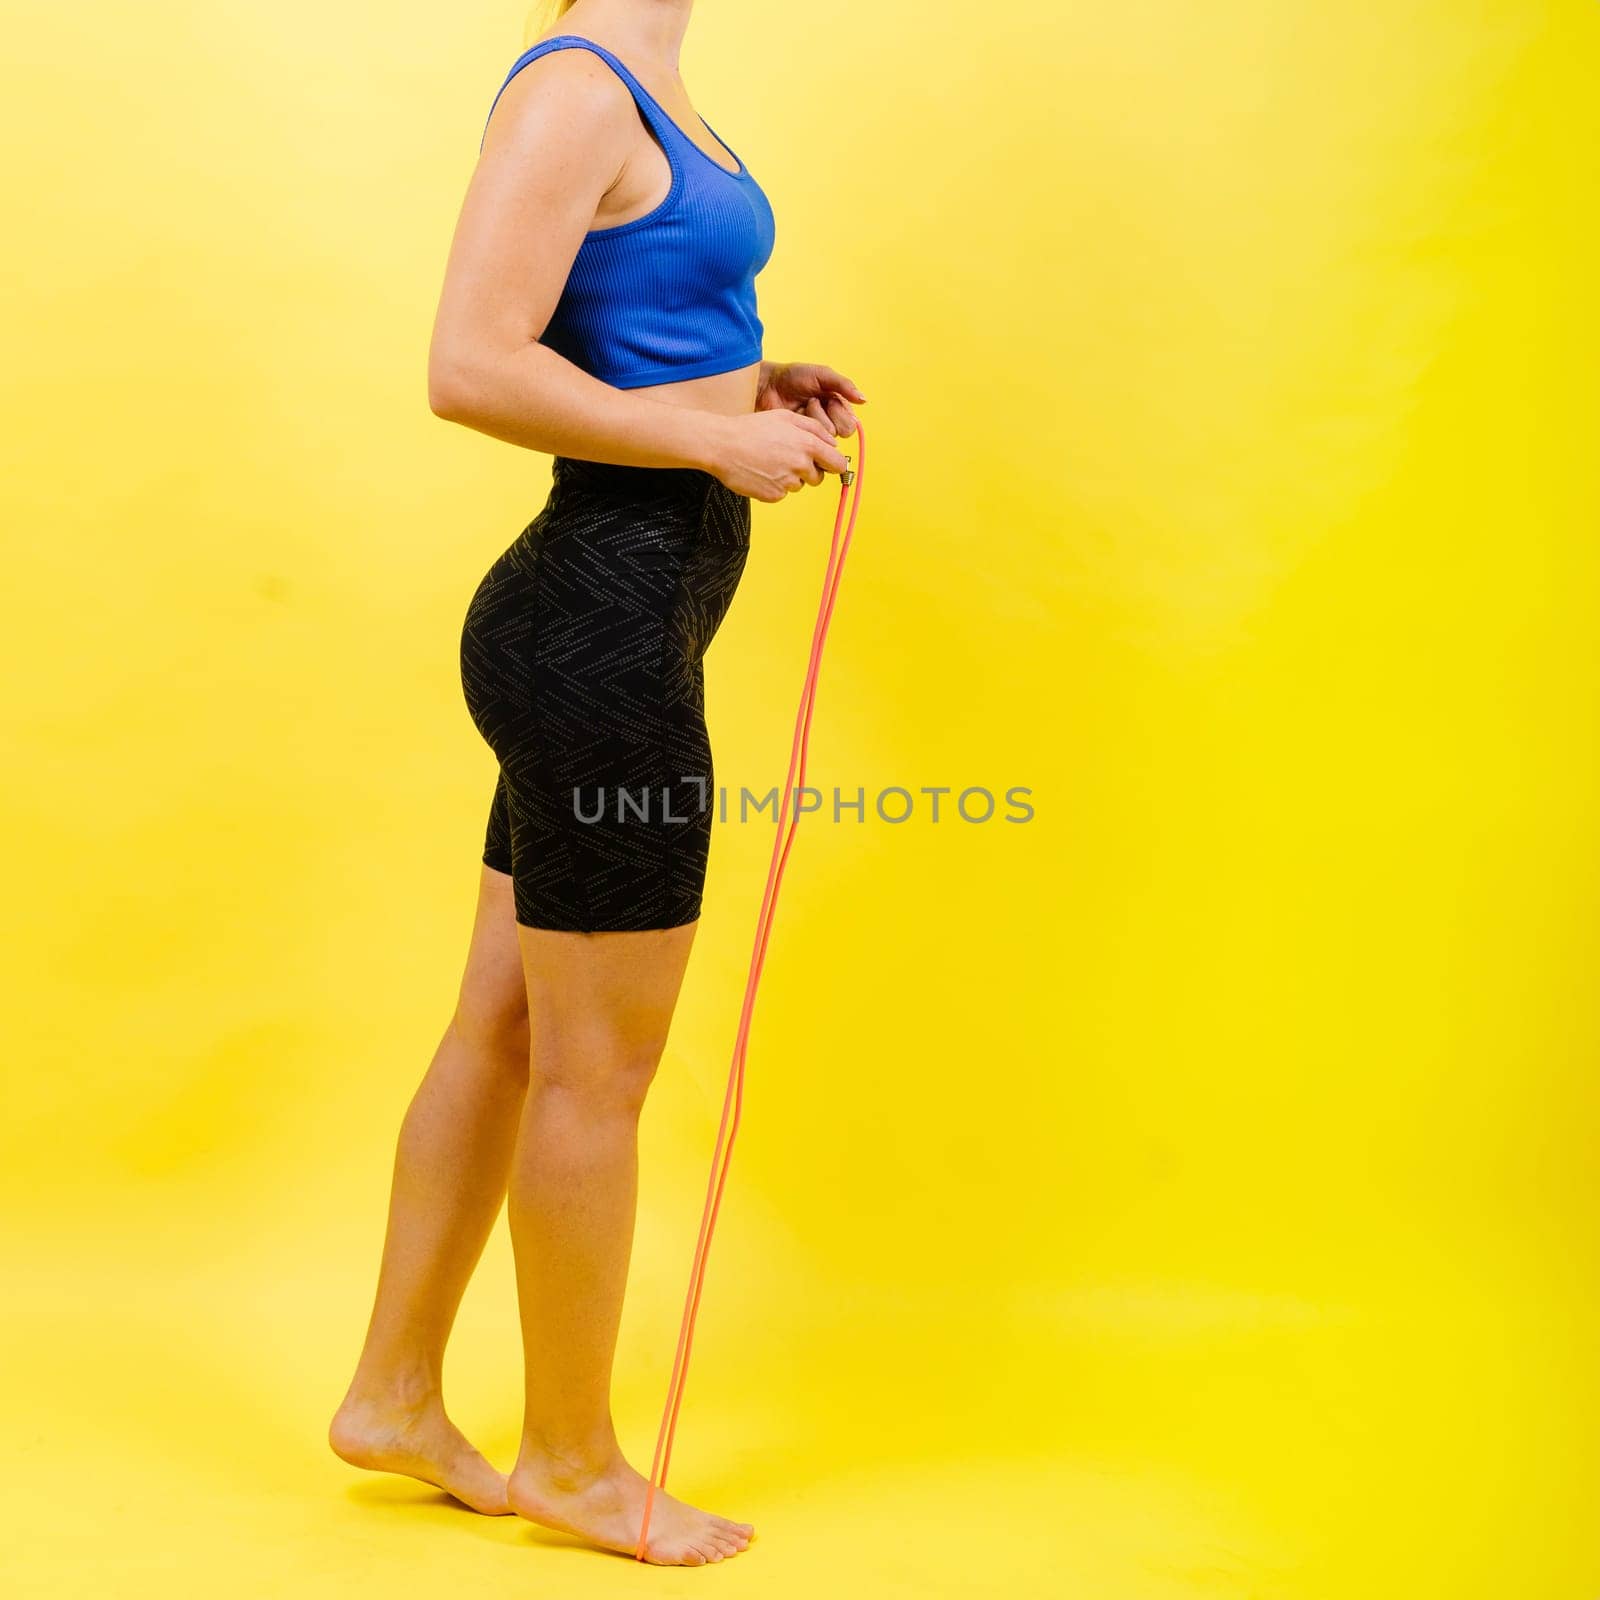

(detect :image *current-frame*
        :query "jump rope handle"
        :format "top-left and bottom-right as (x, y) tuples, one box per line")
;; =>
(634, 420), (866, 1561)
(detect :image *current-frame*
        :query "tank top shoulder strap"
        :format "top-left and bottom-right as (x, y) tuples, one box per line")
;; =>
(480, 34), (684, 154)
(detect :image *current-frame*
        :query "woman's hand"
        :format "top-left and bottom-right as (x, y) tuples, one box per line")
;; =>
(755, 362), (866, 439)
(704, 410), (852, 503)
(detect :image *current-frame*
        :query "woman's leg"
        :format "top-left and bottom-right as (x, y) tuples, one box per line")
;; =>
(504, 922), (755, 1564)
(329, 864), (527, 1514)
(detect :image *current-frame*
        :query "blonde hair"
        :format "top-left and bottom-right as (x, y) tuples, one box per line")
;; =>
(523, 0), (577, 46)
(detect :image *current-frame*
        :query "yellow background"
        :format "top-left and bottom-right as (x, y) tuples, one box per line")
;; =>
(3, 1), (1596, 1595)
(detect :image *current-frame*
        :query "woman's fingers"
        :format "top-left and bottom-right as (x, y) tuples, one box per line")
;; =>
(784, 379), (861, 439)
(771, 409), (850, 489)
(812, 438), (851, 477)
(814, 365), (866, 404)
(824, 397), (857, 436)
(788, 396), (857, 442)
(789, 412), (837, 446)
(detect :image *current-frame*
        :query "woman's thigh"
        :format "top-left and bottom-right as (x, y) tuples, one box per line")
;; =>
(518, 922), (699, 1099)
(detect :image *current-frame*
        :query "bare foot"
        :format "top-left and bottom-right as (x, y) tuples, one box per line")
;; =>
(508, 1447), (754, 1565)
(329, 1391), (511, 1515)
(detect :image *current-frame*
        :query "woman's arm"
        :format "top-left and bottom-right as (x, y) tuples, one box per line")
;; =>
(428, 51), (845, 500)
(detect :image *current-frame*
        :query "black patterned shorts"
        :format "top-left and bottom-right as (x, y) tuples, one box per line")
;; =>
(460, 456), (751, 931)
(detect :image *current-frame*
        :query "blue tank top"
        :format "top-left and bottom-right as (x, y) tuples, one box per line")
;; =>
(480, 36), (776, 389)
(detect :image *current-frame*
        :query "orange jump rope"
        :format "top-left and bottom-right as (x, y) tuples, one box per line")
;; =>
(635, 418), (867, 1560)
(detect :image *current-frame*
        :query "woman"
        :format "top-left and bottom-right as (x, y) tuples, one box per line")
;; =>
(328, 0), (864, 1569)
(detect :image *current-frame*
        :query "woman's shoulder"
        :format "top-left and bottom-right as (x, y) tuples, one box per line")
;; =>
(481, 39), (639, 154)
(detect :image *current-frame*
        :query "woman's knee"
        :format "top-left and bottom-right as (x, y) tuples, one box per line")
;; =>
(450, 979), (531, 1069)
(534, 1021), (671, 1111)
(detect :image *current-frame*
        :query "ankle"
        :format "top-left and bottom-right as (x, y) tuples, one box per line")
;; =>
(515, 1431), (625, 1490)
(343, 1358), (444, 1413)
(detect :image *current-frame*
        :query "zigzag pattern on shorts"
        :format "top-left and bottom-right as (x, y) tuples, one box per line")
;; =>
(461, 456), (751, 931)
